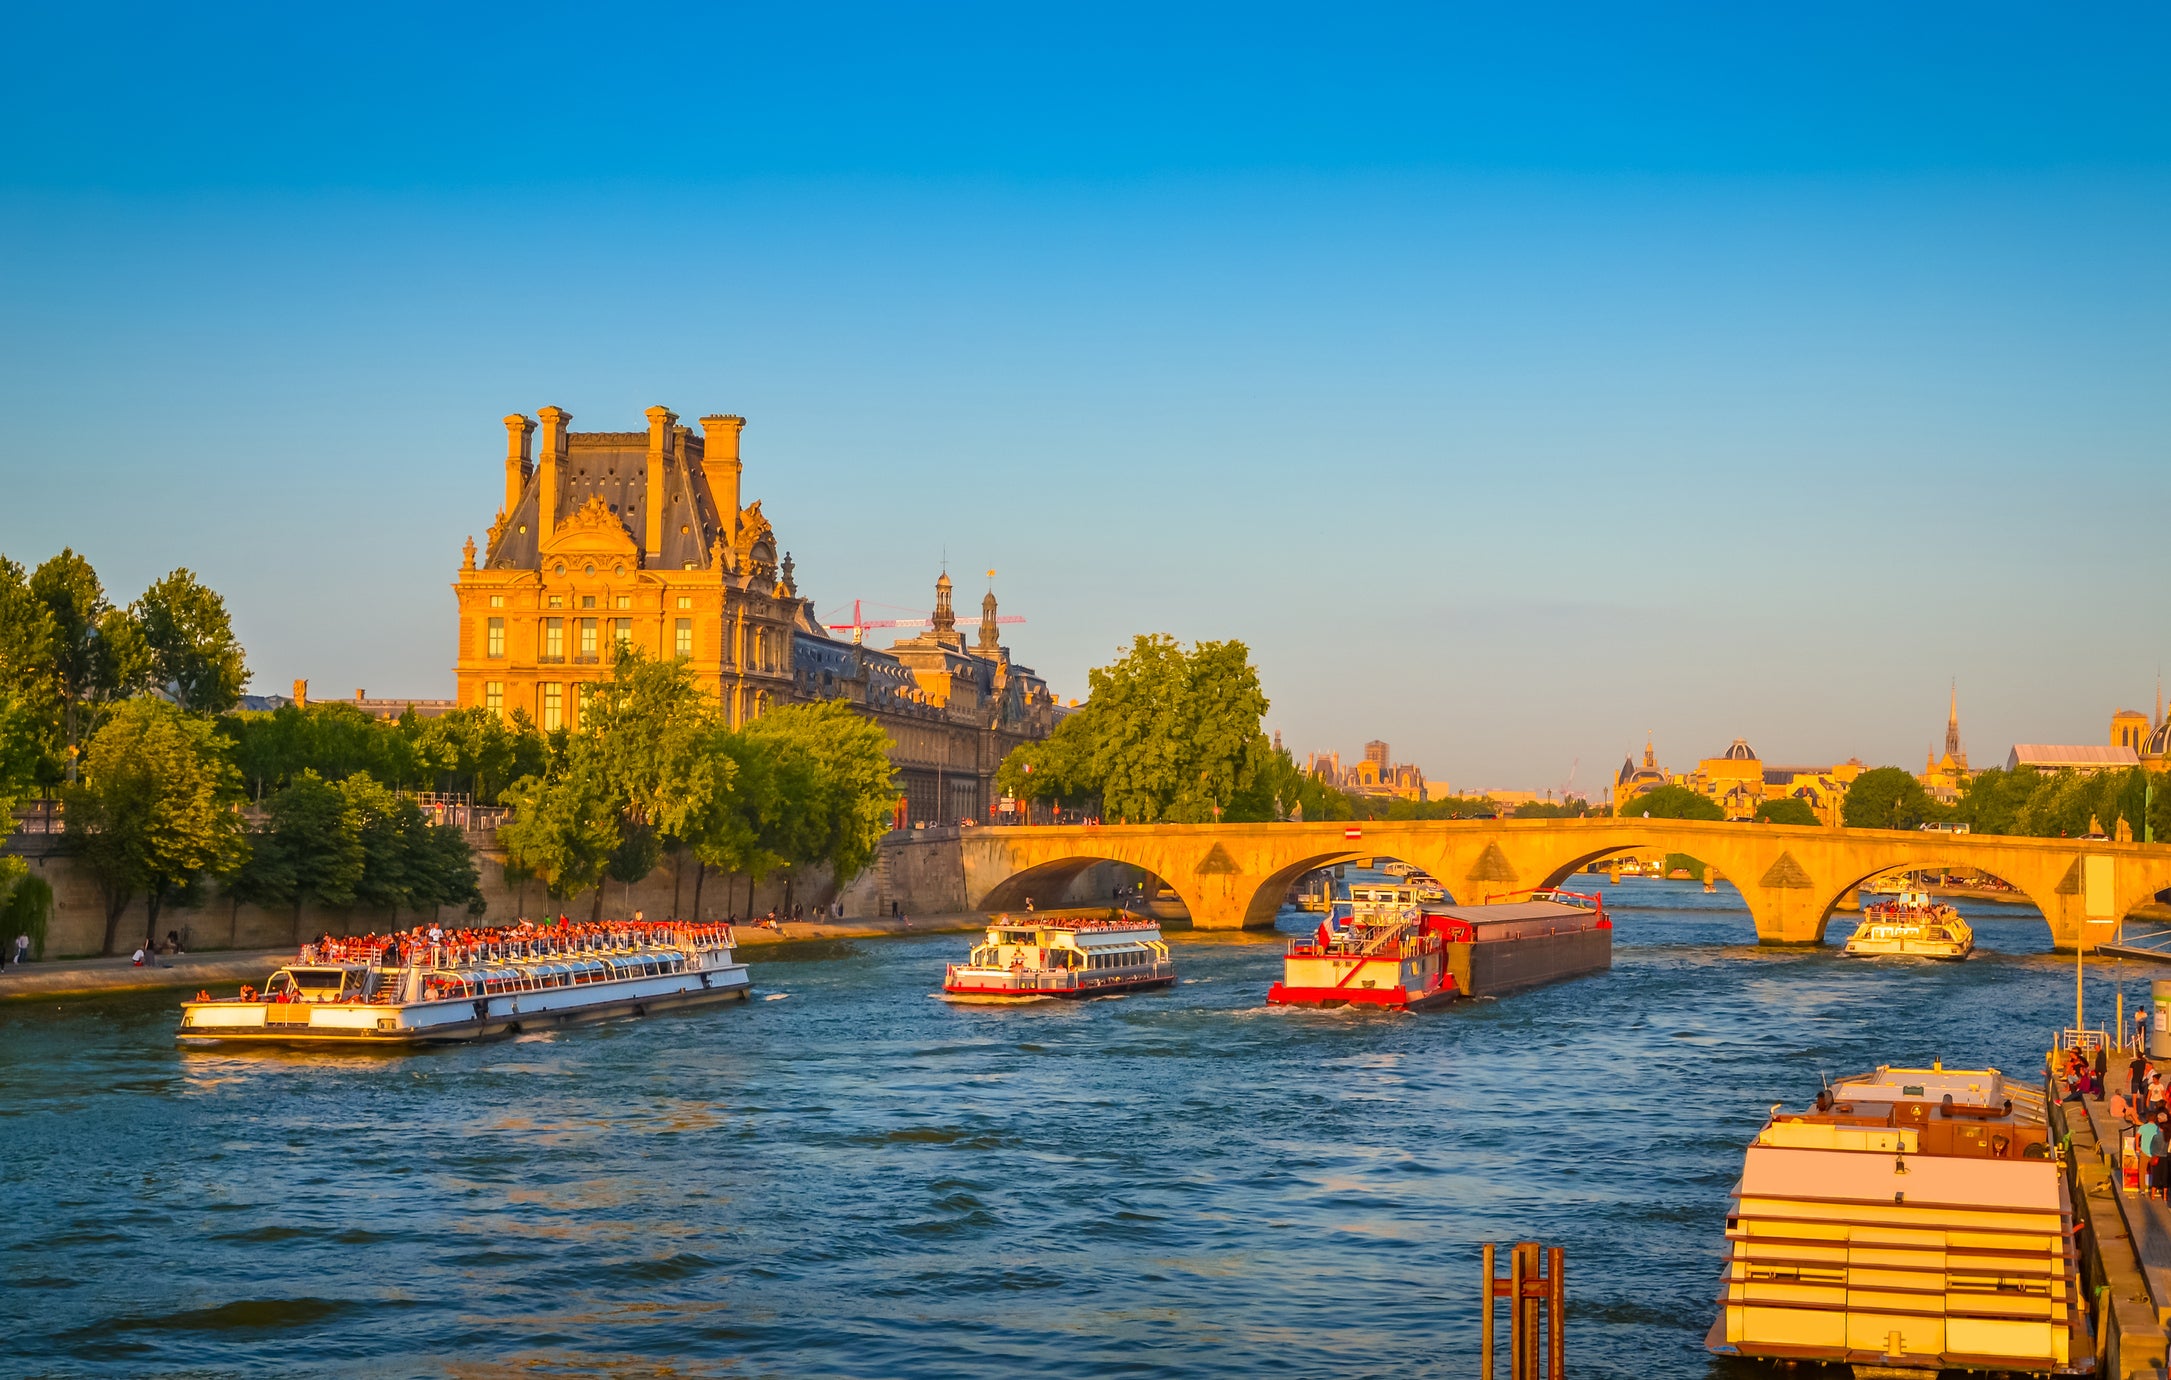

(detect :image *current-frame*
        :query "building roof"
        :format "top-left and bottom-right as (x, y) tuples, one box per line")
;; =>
(2006, 744), (2141, 770)
(488, 428), (727, 573)
(1720, 738), (1758, 761)
(2148, 720), (2171, 756)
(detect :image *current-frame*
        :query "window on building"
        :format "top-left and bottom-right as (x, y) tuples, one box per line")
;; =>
(615, 595), (631, 610)
(613, 618), (632, 648)
(488, 594), (505, 609)
(543, 618), (564, 660)
(547, 595), (563, 609)
(484, 681), (503, 715)
(674, 618), (693, 658)
(582, 595), (596, 609)
(541, 683), (563, 731)
(579, 618), (598, 658)
(676, 595), (693, 610)
(486, 617), (504, 658)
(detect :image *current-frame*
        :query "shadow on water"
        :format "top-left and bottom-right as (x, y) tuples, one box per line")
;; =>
(0, 874), (2123, 1379)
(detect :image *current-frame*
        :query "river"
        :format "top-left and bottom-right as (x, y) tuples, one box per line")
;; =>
(0, 879), (2126, 1378)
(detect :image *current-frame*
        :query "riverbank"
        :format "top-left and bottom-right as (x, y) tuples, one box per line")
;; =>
(0, 913), (995, 1001)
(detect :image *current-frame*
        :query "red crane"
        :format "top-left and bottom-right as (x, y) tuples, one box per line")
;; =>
(824, 599), (1025, 644)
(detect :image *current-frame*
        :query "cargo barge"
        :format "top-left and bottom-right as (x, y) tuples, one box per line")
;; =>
(1709, 1064), (2087, 1377)
(1268, 888), (1611, 1011)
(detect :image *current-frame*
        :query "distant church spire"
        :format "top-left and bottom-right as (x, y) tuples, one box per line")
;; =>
(978, 583), (1000, 655)
(931, 569), (956, 635)
(1944, 680), (1962, 760)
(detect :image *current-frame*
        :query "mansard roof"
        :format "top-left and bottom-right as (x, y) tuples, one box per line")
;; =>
(486, 428), (726, 572)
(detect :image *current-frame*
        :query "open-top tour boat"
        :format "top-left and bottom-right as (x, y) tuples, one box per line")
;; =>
(176, 919), (750, 1045)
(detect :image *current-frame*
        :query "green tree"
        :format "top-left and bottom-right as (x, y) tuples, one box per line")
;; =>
(1225, 743), (1354, 823)
(0, 875), (52, 961)
(64, 696), (247, 954)
(997, 634), (1271, 825)
(135, 568), (249, 713)
(744, 699), (899, 884)
(31, 550), (150, 777)
(1950, 767), (2043, 835)
(1755, 797), (1821, 826)
(0, 687), (40, 903)
(1840, 767), (1941, 831)
(1617, 784), (1725, 821)
(339, 773), (429, 924)
(0, 556), (60, 784)
(234, 769), (364, 944)
(499, 756), (619, 912)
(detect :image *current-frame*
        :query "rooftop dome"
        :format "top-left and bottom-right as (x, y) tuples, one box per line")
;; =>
(1721, 738), (1758, 761)
(2148, 719), (2171, 757)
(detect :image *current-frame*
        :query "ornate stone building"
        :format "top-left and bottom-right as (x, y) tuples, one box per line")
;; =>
(453, 405), (1062, 824)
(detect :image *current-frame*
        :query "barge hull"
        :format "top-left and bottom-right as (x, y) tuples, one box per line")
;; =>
(1266, 982), (1457, 1012)
(1449, 928), (1610, 999)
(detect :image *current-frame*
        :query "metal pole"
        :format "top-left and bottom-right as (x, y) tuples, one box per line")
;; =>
(1480, 1243), (1495, 1380)
(1547, 1245), (1565, 1380)
(1509, 1245), (1526, 1380)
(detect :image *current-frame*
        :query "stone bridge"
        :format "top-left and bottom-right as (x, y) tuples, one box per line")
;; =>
(957, 818), (2171, 948)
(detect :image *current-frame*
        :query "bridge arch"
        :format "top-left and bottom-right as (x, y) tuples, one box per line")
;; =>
(1237, 850), (1463, 929)
(977, 855), (1200, 921)
(1807, 862), (2055, 950)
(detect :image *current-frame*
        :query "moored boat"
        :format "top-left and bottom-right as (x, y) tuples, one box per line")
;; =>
(1709, 1064), (2085, 1377)
(177, 919), (750, 1045)
(942, 916), (1175, 1002)
(1842, 891), (1975, 960)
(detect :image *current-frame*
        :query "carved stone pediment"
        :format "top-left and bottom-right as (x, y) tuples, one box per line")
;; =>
(541, 495), (638, 557)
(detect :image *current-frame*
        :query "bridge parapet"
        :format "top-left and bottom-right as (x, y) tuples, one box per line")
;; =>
(957, 819), (2171, 948)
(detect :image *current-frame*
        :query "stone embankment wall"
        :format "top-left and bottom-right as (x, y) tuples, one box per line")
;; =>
(10, 834), (835, 958)
(8, 826), (1125, 958)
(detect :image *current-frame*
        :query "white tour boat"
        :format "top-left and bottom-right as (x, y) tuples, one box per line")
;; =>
(1842, 891), (1974, 961)
(943, 915), (1175, 1001)
(177, 920), (751, 1045)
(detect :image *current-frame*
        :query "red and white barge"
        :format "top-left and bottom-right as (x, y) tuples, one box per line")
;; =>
(943, 916), (1176, 1002)
(1268, 888), (1612, 1011)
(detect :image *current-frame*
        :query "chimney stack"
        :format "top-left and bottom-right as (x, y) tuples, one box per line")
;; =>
(502, 414), (535, 515)
(698, 415), (745, 554)
(644, 405), (676, 563)
(292, 678), (308, 708)
(535, 406), (570, 540)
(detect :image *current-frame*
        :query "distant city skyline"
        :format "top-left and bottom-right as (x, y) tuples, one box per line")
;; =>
(3, 5), (2165, 789)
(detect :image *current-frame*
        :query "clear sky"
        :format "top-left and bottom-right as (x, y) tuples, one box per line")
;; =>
(3, 3), (2166, 793)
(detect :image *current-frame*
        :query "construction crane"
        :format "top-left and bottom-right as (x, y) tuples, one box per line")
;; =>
(824, 598), (1024, 645)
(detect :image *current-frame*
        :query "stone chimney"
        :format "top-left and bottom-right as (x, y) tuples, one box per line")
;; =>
(698, 415), (745, 551)
(502, 414), (535, 514)
(292, 678), (308, 708)
(644, 405), (676, 563)
(536, 405), (571, 540)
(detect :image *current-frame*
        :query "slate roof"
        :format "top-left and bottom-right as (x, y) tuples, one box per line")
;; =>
(2005, 744), (2141, 770)
(487, 430), (724, 571)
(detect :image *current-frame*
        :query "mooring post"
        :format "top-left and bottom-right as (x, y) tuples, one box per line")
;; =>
(1547, 1245), (1565, 1380)
(1480, 1242), (1496, 1380)
(1508, 1243), (1526, 1378)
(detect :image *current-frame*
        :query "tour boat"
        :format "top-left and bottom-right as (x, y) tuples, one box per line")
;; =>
(1709, 1064), (2086, 1376)
(1268, 888), (1612, 1011)
(942, 915), (1175, 1001)
(176, 920), (750, 1045)
(1842, 891), (1974, 960)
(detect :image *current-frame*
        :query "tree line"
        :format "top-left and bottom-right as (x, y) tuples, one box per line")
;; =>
(1618, 764), (2170, 842)
(0, 549), (899, 956)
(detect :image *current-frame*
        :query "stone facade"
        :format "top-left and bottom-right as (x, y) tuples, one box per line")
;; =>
(454, 405), (1063, 824)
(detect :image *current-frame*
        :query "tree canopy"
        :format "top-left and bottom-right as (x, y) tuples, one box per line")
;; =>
(63, 696), (247, 953)
(1840, 766), (1941, 831)
(998, 634), (1271, 824)
(1754, 797), (1821, 827)
(1617, 784), (1724, 821)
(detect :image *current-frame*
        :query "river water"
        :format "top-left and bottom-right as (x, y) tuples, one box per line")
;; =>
(0, 879), (2127, 1378)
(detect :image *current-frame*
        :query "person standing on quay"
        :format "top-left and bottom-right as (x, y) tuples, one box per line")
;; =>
(11, 933), (26, 968)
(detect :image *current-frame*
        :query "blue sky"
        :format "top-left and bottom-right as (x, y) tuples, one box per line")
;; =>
(3, 4), (2166, 792)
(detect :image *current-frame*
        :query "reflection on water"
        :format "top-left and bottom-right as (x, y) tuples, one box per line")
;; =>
(0, 878), (2122, 1378)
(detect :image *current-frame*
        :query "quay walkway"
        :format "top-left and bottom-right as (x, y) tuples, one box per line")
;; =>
(2060, 1079), (2171, 1377)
